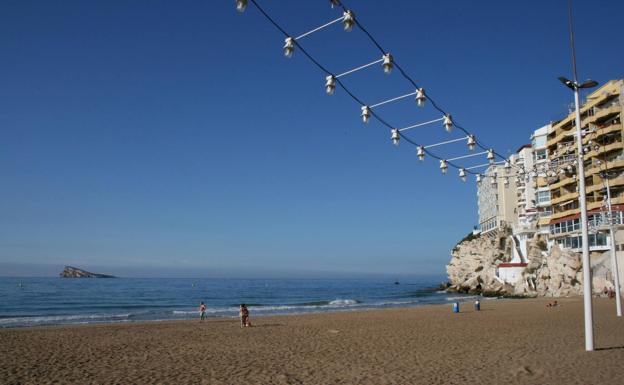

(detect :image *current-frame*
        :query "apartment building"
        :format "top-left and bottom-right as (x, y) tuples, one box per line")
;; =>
(514, 144), (535, 229)
(477, 164), (518, 234)
(532, 124), (552, 234)
(546, 79), (624, 251)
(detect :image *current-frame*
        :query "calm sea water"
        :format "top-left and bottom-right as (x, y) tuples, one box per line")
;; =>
(0, 277), (480, 328)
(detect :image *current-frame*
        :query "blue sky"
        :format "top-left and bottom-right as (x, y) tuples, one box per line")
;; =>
(1, 0), (622, 277)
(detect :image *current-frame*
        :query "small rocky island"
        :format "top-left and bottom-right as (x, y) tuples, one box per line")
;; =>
(59, 266), (116, 278)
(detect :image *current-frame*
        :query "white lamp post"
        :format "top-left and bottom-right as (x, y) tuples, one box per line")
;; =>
(559, 75), (597, 351)
(600, 171), (623, 317)
(558, 0), (600, 351)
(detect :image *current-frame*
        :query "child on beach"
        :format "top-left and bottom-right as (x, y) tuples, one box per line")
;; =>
(199, 301), (206, 322)
(239, 304), (251, 327)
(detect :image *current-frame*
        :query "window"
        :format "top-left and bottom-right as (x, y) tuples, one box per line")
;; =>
(559, 232), (609, 249)
(550, 218), (581, 234)
(537, 191), (551, 204)
(535, 149), (547, 161)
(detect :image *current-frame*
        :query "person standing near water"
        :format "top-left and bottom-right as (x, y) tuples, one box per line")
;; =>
(239, 304), (251, 327)
(199, 301), (206, 322)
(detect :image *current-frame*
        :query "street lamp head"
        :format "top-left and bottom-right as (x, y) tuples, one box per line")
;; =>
(579, 79), (599, 89)
(558, 76), (576, 90)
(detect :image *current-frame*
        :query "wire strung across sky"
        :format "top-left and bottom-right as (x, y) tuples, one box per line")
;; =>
(239, 0), (521, 181)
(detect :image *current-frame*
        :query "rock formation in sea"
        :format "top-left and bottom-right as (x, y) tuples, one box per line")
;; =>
(59, 266), (116, 278)
(446, 228), (616, 297)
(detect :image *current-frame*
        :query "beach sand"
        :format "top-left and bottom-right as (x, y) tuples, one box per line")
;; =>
(2, 297), (624, 385)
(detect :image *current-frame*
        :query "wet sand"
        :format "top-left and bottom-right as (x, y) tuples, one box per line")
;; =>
(2, 297), (624, 384)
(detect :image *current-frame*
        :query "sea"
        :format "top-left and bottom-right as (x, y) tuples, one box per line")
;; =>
(0, 276), (483, 328)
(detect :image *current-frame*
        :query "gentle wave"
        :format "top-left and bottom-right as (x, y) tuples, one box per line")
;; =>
(328, 299), (358, 306)
(172, 298), (362, 317)
(0, 313), (131, 327)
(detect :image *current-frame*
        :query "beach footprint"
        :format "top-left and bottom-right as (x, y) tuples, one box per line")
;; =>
(275, 373), (303, 385)
(511, 365), (543, 380)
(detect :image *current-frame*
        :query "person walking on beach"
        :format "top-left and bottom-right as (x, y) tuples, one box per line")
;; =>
(239, 304), (251, 327)
(199, 301), (206, 322)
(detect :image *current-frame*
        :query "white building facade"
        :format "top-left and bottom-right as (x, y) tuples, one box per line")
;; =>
(478, 164), (518, 234)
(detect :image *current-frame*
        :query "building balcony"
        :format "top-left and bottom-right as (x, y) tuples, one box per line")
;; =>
(549, 175), (576, 190)
(587, 175), (624, 194)
(585, 141), (624, 159)
(587, 195), (624, 211)
(547, 130), (575, 148)
(538, 215), (552, 226)
(551, 205), (580, 221)
(585, 105), (621, 125)
(551, 190), (579, 205)
(583, 122), (622, 145)
(585, 158), (624, 176)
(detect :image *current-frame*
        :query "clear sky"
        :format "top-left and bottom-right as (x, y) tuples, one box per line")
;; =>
(1, 0), (622, 278)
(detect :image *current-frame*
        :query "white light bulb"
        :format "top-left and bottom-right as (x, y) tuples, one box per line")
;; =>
(343, 10), (355, 32)
(361, 106), (371, 123)
(391, 128), (400, 146)
(443, 115), (453, 132)
(415, 88), (426, 107)
(417, 146), (425, 161)
(283, 37), (295, 58)
(487, 149), (495, 164)
(382, 54), (393, 74)
(459, 168), (466, 182)
(440, 160), (448, 174)
(467, 135), (476, 151)
(325, 75), (335, 95)
(236, 0), (248, 12)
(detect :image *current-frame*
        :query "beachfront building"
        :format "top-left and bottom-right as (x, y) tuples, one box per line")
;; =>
(477, 164), (518, 234)
(546, 79), (624, 252)
(510, 145), (539, 264)
(514, 145), (536, 230)
(499, 135), (550, 283)
(532, 125), (553, 235)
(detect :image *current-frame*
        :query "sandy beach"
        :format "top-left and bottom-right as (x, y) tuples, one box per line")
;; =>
(2, 297), (624, 385)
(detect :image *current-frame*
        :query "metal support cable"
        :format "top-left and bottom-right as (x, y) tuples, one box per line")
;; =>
(424, 136), (469, 149)
(295, 16), (343, 40)
(336, 58), (384, 78)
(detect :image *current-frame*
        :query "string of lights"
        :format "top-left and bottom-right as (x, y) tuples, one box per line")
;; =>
(236, 0), (520, 183)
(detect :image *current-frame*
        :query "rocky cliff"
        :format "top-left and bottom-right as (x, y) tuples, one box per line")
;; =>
(59, 266), (116, 278)
(446, 229), (617, 297)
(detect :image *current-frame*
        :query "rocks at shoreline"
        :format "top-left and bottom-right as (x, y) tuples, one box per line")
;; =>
(446, 229), (616, 298)
(59, 266), (116, 278)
